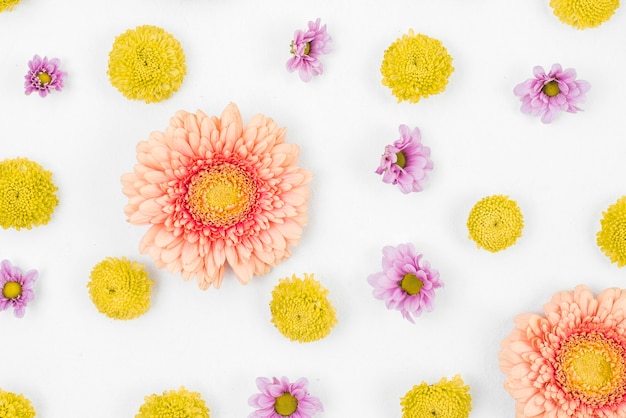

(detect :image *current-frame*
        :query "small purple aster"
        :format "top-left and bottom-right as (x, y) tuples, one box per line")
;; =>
(513, 63), (590, 124)
(367, 243), (443, 323)
(376, 124), (433, 194)
(286, 18), (332, 82)
(248, 376), (323, 418)
(24, 54), (67, 98)
(0, 260), (37, 318)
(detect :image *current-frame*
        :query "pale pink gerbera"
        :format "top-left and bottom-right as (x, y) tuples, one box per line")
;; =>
(248, 376), (323, 418)
(514, 63), (590, 124)
(500, 285), (626, 418)
(121, 103), (312, 289)
(0, 260), (37, 318)
(367, 243), (443, 323)
(286, 18), (332, 82)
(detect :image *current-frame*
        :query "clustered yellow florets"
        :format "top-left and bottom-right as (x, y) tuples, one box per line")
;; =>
(87, 257), (155, 320)
(597, 196), (626, 267)
(550, 0), (620, 29)
(108, 25), (186, 103)
(136, 387), (210, 418)
(0, 0), (20, 12)
(0, 389), (36, 418)
(381, 29), (454, 103)
(467, 194), (524, 252)
(400, 375), (472, 418)
(270, 273), (337, 343)
(0, 157), (58, 231)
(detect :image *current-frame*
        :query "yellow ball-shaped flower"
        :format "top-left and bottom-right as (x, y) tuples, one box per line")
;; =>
(136, 387), (210, 418)
(597, 196), (626, 267)
(401, 375), (472, 418)
(550, 0), (620, 29)
(467, 195), (524, 252)
(0, 389), (36, 418)
(0, 0), (20, 12)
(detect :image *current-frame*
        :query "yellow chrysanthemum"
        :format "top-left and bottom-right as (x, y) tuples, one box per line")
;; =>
(136, 387), (210, 418)
(0, 389), (36, 418)
(597, 196), (626, 267)
(270, 273), (337, 343)
(401, 375), (472, 418)
(108, 25), (186, 103)
(467, 195), (524, 252)
(87, 257), (155, 320)
(0, 157), (58, 231)
(550, 0), (620, 29)
(0, 0), (20, 12)
(381, 29), (454, 103)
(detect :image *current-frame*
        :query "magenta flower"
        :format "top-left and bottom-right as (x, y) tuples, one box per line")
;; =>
(286, 19), (332, 82)
(0, 260), (37, 318)
(24, 54), (67, 97)
(376, 125), (433, 194)
(367, 243), (443, 323)
(513, 63), (590, 124)
(248, 376), (323, 418)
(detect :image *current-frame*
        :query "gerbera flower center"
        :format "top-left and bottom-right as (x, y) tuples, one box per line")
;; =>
(2, 281), (22, 299)
(185, 163), (258, 228)
(542, 80), (561, 97)
(400, 273), (424, 295)
(274, 392), (298, 416)
(395, 151), (407, 168)
(303, 42), (311, 55)
(36, 72), (51, 85)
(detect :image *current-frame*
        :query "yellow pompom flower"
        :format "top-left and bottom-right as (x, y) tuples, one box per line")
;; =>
(270, 273), (337, 343)
(136, 387), (210, 418)
(108, 25), (186, 103)
(467, 195), (524, 252)
(401, 375), (472, 418)
(0, 0), (20, 12)
(0, 389), (36, 418)
(87, 257), (155, 320)
(550, 0), (620, 29)
(0, 157), (58, 231)
(381, 30), (454, 103)
(597, 196), (626, 267)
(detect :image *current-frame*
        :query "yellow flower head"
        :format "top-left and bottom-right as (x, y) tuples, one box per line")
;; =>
(467, 194), (524, 252)
(0, 389), (36, 418)
(401, 375), (472, 418)
(381, 30), (454, 103)
(0, 157), (58, 230)
(0, 0), (20, 12)
(597, 196), (626, 267)
(270, 273), (337, 343)
(87, 257), (155, 320)
(550, 0), (620, 29)
(136, 387), (210, 418)
(108, 25), (186, 103)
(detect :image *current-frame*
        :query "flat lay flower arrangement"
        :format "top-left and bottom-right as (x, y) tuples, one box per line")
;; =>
(1, 0), (626, 416)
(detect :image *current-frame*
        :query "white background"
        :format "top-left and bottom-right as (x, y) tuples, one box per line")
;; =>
(1, 0), (626, 416)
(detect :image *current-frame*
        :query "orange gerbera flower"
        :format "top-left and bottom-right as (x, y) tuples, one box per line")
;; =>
(500, 285), (626, 418)
(121, 103), (312, 289)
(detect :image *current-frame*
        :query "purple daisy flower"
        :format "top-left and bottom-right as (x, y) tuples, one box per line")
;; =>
(367, 243), (443, 323)
(513, 63), (590, 124)
(248, 376), (323, 418)
(0, 260), (37, 318)
(286, 18), (332, 82)
(24, 54), (67, 98)
(376, 124), (433, 194)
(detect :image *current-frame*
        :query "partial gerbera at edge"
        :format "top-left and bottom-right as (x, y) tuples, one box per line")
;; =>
(121, 103), (312, 289)
(248, 376), (323, 418)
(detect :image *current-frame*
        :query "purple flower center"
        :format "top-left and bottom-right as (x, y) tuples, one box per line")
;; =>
(395, 151), (407, 168)
(274, 392), (298, 416)
(2, 281), (22, 299)
(36, 71), (51, 86)
(542, 80), (561, 97)
(400, 273), (423, 295)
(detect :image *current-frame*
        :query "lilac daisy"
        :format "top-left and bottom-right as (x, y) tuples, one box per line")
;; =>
(376, 124), (433, 194)
(0, 260), (37, 318)
(248, 376), (323, 418)
(24, 54), (67, 97)
(286, 19), (332, 82)
(367, 243), (443, 323)
(514, 63), (590, 124)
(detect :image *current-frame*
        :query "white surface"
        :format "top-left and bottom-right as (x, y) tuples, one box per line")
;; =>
(1, 0), (626, 416)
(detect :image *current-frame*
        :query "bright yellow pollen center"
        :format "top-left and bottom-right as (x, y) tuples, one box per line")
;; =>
(37, 72), (51, 85)
(2, 282), (22, 299)
(542, 80), (560, 97)
(400, 273), (423, 295)
(274, 393), (298, 416)
(395, 151), (407, 168)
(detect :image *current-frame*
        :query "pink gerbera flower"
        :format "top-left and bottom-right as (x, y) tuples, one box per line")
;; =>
(286, 18), (332, 82)
(0, 260), (37, 318)
(24, 54), (67, 97)
(500, 285), (626, 418)
(121, 103), (312, 290)
(367, 243), (443, 323)
(375, 124), (433, 194)
(248, 376), (323, 418)
(513, 63), (590, 123)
